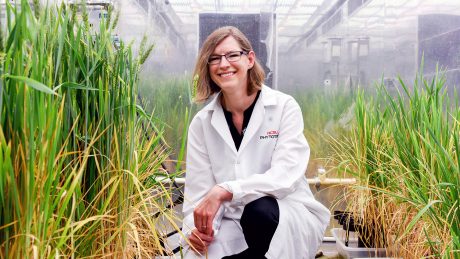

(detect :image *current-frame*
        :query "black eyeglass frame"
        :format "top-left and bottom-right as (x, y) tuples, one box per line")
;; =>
(207, 50), (249, 65)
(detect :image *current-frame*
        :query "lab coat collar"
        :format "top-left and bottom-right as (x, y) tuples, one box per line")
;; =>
(204, 85), (277, 154)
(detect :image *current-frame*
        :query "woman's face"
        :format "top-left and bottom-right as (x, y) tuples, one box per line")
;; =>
(208, 36), (255, 93)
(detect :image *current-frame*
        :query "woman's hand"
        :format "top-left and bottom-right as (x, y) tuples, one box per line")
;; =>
(193, 185), (232, 234)
(188, 228), (214, 254)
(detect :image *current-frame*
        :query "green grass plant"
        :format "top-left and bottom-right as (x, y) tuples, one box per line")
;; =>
(288, 86), (355, 176)
(332, 71), (460, 258)
(138, 74), (198, 169)
(0, 1), (178, 257)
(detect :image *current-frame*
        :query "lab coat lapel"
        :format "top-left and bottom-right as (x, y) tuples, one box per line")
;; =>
(210, 95), (238, 154)
(238, 92), (265, 153)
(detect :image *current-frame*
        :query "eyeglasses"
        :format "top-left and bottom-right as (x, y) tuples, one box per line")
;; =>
(208, 51), (248, 65)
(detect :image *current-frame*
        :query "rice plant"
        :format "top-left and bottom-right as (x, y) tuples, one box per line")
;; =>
(0, 1), (179, 257)
(332, 70), (460, 258)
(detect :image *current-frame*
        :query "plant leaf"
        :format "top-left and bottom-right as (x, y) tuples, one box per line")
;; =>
(4, 74), (58, 96)
(397, 200), (441, 242)
(53, 82), (100, 92)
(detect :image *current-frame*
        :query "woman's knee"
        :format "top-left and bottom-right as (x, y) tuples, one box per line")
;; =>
(241, 196), (279, 228)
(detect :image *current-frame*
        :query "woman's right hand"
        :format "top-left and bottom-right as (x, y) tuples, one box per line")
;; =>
(188, 228), (214, 254)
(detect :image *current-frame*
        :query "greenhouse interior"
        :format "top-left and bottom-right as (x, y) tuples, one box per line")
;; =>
(1, 0), (460, 258)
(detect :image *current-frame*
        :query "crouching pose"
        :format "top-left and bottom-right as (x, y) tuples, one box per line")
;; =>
(182, 26), (330, 259)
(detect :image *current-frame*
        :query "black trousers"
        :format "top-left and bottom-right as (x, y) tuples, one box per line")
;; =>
(222, 196), (280, 259)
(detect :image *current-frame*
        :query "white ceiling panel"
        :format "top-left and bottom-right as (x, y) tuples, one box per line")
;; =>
(119, 0), (460, 51)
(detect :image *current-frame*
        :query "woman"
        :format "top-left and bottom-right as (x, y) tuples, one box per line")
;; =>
(182, 26), (330, 259)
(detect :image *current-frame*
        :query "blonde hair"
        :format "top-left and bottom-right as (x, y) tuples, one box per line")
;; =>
(193, 26), (265, 103)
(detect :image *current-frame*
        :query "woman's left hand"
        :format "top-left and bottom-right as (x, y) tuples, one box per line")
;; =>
(193, 185), (233, 236)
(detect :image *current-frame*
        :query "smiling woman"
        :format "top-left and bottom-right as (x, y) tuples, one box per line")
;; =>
(181, 26), (330, 259)
(192, 27), (265, 104)
(208, 36), (255, 99)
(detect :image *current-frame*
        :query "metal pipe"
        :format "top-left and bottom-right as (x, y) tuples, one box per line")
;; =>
(308, 177), (356, 185)
(158, 177), (356, 186)
(323, 236), (336, 242)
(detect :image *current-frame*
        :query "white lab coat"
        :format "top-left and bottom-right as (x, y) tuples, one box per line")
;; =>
(182, 85), (330, 259)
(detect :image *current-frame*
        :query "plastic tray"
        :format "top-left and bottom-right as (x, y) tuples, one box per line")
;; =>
(331, 228), (387, 259)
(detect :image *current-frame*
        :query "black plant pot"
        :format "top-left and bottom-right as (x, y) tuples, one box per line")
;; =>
(333, 210), (383, 248)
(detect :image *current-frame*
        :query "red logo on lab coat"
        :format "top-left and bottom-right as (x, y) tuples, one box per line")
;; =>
(260, 130), (279, 139)
(267, 130), (279, 136)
